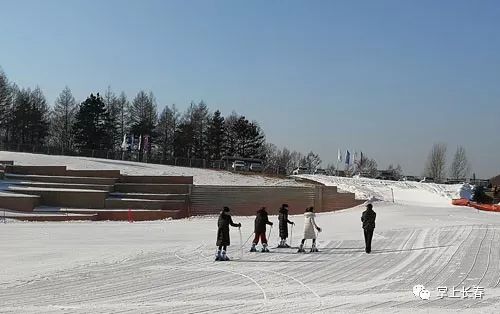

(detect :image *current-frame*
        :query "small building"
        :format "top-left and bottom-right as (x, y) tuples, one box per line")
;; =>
(490, 175), (500, 187)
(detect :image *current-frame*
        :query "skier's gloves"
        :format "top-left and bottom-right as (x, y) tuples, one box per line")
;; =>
(270, 222), (274, 226)
(316, 227), (322, 232)
(237, 223), (242, 228)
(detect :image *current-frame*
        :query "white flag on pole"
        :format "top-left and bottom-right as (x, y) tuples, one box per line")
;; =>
(121, 134), (127, 150)
(337, 149), (342, 162)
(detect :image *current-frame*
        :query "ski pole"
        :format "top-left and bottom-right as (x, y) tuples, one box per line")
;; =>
(240, 232), (254, 250)
(268, 225), (273, 243)
(290, 224), (293, 247)
(239, 227), (243, 258)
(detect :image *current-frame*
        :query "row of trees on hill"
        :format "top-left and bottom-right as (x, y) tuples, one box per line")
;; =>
(424, 143), (471, 182)
(0, 69), (270, 164)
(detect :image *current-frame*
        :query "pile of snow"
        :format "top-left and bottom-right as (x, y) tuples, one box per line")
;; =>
(0, 152), (302, 186)
(295, 175), (461, 207)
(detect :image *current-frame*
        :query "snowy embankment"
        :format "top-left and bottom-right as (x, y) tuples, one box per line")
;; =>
(295, 174), (461, 207)
(0, 151), (302, 186)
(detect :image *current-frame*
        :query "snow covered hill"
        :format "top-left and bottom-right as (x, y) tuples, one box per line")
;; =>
(0, 152), (302, 186)
(295, 174), (461, 207)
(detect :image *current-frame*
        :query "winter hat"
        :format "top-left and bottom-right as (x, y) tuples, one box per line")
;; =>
(282, 203), (289, 208)
(366, 204), (373, 210)
(223, 206), (230, 212)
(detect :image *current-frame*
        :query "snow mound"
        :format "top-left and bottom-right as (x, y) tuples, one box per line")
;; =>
(295, 175), (461, 207)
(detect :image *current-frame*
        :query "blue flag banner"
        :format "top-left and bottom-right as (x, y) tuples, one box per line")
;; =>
(345, 150), (351, 165)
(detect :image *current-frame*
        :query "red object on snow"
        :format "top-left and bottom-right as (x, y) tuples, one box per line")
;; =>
(128, 209), (134, 223)
(451, 198), (500, 212)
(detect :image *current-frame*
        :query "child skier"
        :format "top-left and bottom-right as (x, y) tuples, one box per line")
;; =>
(298, 206), (322, 253)
(215, 206), (242, 261)
(278, 203), (295, 248)
(250, 207), (273, 252)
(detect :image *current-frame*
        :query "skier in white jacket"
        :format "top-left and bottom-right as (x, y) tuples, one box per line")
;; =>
(298, 207), (322, 253)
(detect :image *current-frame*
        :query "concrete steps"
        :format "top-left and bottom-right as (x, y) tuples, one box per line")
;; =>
(11, 181), (114, 192)
(5, 173), (118, 185)
(2, 209), (97, 221)
(5, 165), (67, 176)
(7, 186), (107, 208)
(60, 208), (182, 221)
(114, 183), (190, 194)
(105, 198), (187, 210)
(2, 210), (97, 221)
(0, 192), (40, 212)
(120, 175), (193, 184)
(108, 192), (188, 200)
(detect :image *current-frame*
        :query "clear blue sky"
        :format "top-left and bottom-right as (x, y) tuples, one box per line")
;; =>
(1, 0), (499, 178)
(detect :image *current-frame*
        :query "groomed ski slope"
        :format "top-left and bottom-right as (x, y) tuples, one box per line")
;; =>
(2, 175), (500, 313)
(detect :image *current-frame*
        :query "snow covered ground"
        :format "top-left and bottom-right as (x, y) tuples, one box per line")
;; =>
(0, 152), (302, 186)
(2, 176), (500, 313)
(295, 174), (461, 206)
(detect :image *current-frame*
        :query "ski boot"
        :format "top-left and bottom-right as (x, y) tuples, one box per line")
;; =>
(283, 241), (291, 248)
(215, 250), (222, 261)
(250, 243), (257, 252)
(261, 243), (270, 253)
(297, 244), (306, 253)
(277, 239), (285, 248)
(310, 243), (319, 253)
(221, 250), (230, 261)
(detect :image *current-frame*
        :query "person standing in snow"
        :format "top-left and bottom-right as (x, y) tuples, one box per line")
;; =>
(278, 203), (294, 248)
(361, 203), (376, 254)
(216, 206), (241, 261)
(250, 207), (273, 252)
(298, 207), (321, 253)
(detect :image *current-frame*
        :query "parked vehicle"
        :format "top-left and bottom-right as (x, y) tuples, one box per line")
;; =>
(420, 177), (434, 183)
(402, 176), (420, 182)
(249, 163), (263, 172)
(313, 168), (327, 175)
(292, 167), (309, 175)
(232, 160), (246, 171)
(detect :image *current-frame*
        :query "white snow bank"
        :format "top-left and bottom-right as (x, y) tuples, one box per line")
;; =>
(0, 152), (302, 186)
(295, 175), (461, 207)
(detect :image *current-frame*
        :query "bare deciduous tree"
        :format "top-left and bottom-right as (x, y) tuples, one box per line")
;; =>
(49, 86), (77, 150)
(302, 151), (322, 173)
(450, 146), (470, 179)
(355, 153), (378, 178)
(424, 143), (447, 182)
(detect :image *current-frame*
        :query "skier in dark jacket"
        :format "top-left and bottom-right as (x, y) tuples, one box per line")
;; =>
(216, 206), (241, 261)
(361, 203), (376, 253)
(278, 204), (295, 248)
(250, 207), (273, 252)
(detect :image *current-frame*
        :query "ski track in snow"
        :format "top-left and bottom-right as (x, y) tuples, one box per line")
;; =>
(1, 155), (499, 313)
(3, 222), (500, 313)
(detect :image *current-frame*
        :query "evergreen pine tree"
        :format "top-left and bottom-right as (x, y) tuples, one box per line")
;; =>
(73, 93), (114, 150)
(207, 110), (225, 160)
